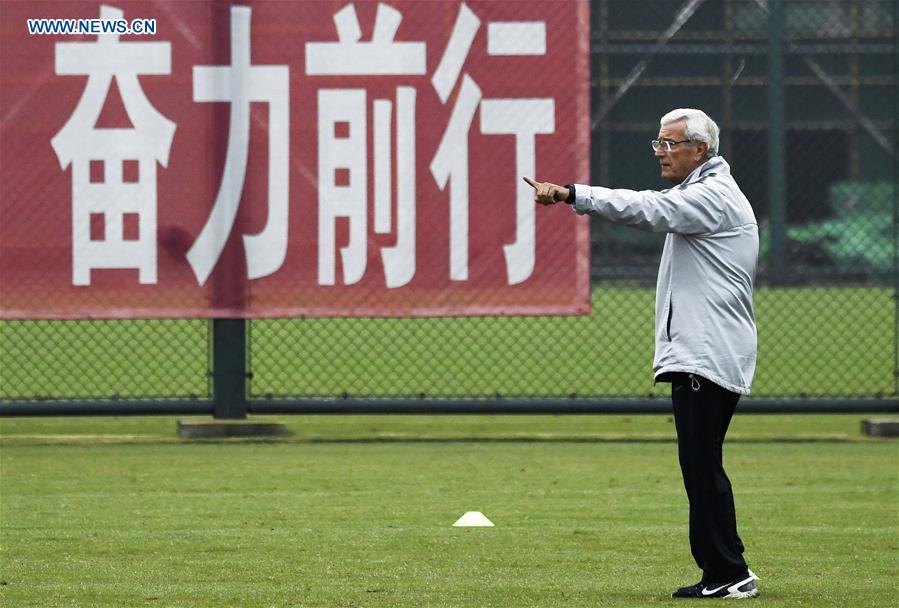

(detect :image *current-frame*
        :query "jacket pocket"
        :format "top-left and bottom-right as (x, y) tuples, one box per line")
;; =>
(666, 294), (673, 341)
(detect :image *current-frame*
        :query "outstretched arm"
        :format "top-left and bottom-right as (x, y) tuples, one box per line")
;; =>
(523, 176), (571, 206)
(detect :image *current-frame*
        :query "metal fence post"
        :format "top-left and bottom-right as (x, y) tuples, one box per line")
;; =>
(894, 0), (899, 397)
(212, 318), (247, 419)
(767, 0), (787, 281)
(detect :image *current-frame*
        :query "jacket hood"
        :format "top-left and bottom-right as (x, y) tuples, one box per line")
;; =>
(681, 156), (730, 187)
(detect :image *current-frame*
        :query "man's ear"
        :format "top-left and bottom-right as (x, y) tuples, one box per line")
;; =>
(695, 141), (709, 160)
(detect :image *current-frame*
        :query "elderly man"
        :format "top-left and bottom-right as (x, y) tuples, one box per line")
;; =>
(525, 108), (760, 599)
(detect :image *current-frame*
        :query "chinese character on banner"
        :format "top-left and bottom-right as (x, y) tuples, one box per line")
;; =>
(430, 3), (554, 285)
(51, 5), (175, 286)
(306, 3), (426, 287)
(187, 6), (290, 286)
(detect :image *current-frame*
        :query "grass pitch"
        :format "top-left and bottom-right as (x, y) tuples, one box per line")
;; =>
(1, 414), (897, 607)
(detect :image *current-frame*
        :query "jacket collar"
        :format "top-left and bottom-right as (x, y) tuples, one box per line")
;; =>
(680, 155), (730, 186)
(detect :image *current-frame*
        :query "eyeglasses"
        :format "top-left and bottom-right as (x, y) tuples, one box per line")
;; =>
(651, 139), (691, 152)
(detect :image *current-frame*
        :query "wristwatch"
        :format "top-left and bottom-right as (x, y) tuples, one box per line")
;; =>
(563, 184), (575, 204)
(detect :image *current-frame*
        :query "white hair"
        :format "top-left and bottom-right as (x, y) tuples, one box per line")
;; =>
(660, 108), (719, 157)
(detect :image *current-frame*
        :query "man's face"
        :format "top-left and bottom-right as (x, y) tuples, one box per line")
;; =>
(655, 121), (708, 183)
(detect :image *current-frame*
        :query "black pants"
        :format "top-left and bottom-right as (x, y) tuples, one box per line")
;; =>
(667, 372), (749, 583)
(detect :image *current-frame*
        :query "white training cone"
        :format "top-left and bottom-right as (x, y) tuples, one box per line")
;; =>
(453, 511), (494, 527)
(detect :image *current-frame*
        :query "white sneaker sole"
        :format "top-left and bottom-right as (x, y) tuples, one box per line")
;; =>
(724, 571), (760, 599)
(725, 587), (759, 599)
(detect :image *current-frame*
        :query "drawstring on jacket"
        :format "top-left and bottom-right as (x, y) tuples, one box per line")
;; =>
(690, 374), (701, 392)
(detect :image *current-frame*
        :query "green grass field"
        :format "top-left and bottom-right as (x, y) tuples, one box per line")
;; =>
(1, 286), (895, 401)
(1, 415), (897, 607)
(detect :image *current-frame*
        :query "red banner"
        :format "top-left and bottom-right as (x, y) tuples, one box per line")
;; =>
(0, 0), (590, 319)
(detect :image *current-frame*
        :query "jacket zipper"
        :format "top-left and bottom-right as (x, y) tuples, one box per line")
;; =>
(666, 295), (673, 341)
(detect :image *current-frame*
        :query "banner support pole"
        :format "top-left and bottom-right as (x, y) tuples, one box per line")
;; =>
(212, 318), (248, 420)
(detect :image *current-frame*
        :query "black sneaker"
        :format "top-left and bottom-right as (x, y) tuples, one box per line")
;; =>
(672, 571), (759, 599)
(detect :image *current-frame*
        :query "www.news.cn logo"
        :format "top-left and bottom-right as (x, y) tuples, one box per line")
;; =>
(27, 18), (157, 36)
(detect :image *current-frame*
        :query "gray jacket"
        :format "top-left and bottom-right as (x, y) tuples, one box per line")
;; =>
(571, 156), (758, 394)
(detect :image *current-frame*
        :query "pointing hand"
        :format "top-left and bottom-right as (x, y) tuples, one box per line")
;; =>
(523, 176), (570, 206)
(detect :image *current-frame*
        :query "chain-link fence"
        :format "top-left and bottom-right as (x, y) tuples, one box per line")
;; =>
(1, 0), (896, 413)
